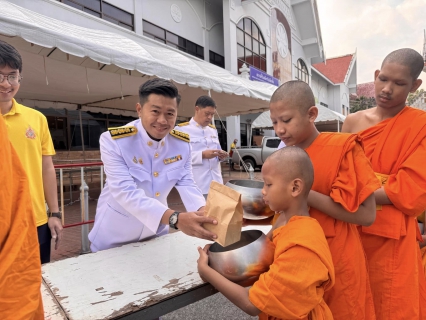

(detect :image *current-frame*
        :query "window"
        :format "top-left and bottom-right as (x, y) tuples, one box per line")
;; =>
(143, 20), (204, 59)
(295, 59), (309, 83)
(240, 123), (248, 147)
(265, 139), (280, 148)
(237, 18), (266, 73)
(209, 51), (225, 68)
(46, 116), (68, 150)
(42, 109), (137, 150)
(58, 0), (134, 30)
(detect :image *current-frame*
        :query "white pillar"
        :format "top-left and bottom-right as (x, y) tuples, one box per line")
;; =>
(226, 115), (241, 150)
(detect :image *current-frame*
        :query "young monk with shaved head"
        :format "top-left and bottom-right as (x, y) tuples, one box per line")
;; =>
(343, 48), (426, 320)
(198, 147), (335, 319)
(270, 80), (380, 319)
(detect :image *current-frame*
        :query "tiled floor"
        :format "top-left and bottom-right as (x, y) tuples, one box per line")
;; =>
(50, 165), (260, 262)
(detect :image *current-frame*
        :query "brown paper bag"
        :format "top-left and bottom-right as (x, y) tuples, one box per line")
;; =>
(204, 181), (243, 247)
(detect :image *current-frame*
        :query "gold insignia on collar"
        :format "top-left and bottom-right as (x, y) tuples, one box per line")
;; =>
(177, 122), (189, 126)
(133, 156), (137, 163)
(109, 126), (137, 139)
(169, 129), (190, 143)
(163, 155), (183, 165)
(138, 158), (143, 165)
(208, 124), (216, 129)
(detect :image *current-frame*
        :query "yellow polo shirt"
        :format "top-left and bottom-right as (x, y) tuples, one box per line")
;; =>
(3, 99), (55, 226)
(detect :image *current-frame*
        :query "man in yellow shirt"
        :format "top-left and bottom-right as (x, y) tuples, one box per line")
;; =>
(0, 40), (62, 263)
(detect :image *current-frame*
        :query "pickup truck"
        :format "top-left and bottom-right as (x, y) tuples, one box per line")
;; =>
(230, 137), (281, 169)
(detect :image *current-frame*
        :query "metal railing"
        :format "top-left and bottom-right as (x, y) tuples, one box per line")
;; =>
(54, 161), (104, 253)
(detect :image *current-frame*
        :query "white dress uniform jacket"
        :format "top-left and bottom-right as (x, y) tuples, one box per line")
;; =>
(175, 118), (223, 194)
(89, 119), (205, 252)
(278, 141), (286, 149)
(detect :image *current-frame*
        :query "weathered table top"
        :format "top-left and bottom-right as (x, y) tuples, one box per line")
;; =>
(42, 225), (271, 320)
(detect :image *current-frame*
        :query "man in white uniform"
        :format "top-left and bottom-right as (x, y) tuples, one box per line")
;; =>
(89, 79), (217, 252)
(175, 96), (227, 197)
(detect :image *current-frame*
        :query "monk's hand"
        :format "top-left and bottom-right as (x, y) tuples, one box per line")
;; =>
(48, 217), (63, 250)
(197, 244), (211, 281)
(202, 149), (222, 159)
(177, 212), (217, 241)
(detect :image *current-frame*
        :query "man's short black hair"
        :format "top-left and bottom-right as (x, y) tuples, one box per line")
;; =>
(0, 40), (22, 73)
(139, 78), (180, 106)
(195, 95), (216, 108)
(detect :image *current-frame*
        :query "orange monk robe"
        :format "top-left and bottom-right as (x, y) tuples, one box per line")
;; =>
(0, 116), (44, 319)
(249, 216), (335, 320)
(358, 107), (426, 320)
(306, 133), (380, 320)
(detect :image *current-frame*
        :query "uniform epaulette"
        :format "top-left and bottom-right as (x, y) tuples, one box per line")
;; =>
(177, 122), (189, 126)
(108, 126), (138, 139)
(170, 129), (190, 143)
(208, 124), (216, 129)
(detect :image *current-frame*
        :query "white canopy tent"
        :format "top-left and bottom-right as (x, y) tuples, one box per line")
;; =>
(251, 105), (346, 132)
(0, 1), (277, 118)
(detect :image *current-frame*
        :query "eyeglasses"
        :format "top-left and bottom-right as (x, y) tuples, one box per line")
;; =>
(0, 74), (22, 85)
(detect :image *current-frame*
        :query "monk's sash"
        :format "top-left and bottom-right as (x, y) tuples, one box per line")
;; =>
(307, 133), (362, 238)
(360, 107), (426, 240)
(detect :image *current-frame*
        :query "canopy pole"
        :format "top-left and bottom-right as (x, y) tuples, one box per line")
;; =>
(208, 90), (214, 123)
(337, 120), (340, 132)
(78, 105), (87, 161)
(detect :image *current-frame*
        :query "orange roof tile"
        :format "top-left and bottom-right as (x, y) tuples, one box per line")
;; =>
(312, 54), (354, 84)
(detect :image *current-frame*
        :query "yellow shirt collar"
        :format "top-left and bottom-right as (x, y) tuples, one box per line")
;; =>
(4, 99), (22, 116)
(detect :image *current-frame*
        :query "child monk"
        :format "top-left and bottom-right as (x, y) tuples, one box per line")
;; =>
(342, 48), (426, 320)
(270, 80), (380, 319)
(198, 146), (335, 319)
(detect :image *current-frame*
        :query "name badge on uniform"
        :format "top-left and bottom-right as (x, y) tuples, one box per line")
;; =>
(163, 155), (182, 165)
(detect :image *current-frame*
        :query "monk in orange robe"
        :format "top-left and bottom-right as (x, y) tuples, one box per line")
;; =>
(0, 116), (44, 319)
(198, 147), (335, 320)
(270, 81), (380, 319)
(342, 48), (426, 320)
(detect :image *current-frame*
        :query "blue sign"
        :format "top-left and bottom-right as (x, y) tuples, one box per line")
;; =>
(249, 66), (279, 86)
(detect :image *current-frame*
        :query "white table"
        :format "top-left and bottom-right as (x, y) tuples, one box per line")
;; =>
(42, 225), (271, 320)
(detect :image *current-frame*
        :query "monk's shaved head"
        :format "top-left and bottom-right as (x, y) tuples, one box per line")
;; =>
(264, 146), (314, 196)
(382, 48), (424, 80)
(270, 80), (315, 114)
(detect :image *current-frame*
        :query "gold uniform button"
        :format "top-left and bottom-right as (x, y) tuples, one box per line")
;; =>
(153, 172), (159, 177)
(161, 141), (165, 147)
(154, 153), (159, 158)
(147, 141), (153, 146)
(155, 192), (160, 197)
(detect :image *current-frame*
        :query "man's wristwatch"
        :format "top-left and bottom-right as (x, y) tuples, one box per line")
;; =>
(169, 211), (180, 230)
(48, 211), (62, 219)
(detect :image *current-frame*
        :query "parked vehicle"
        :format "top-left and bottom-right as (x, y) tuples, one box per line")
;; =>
(230, 137), (281, 169)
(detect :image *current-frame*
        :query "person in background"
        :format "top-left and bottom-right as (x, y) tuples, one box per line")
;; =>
(0, 116), (44, 319)
(198, 147), (335, 319)
(0, 40), (62, 264)
(89, 79), (218, 252)
(229, 138), (238, 157)
(175, 96), (227, 197)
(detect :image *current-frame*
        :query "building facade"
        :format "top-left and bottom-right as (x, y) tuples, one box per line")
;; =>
(6, 0), (330, 152)
(311, 53), (357, 116)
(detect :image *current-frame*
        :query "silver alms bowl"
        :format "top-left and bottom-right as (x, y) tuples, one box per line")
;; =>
(208, 230), (275, 282)
(225, 180), (274, 220)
